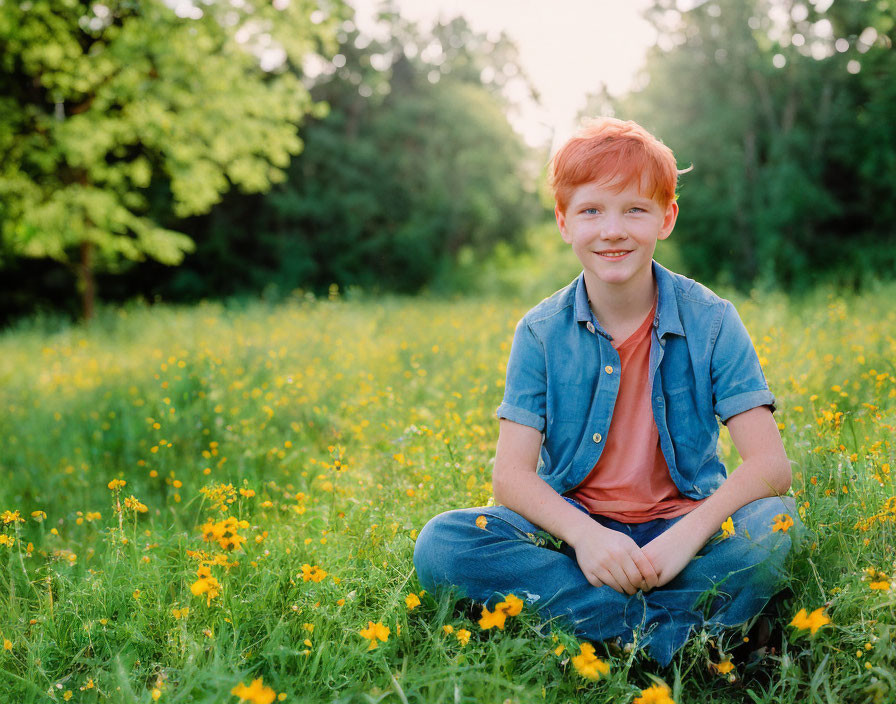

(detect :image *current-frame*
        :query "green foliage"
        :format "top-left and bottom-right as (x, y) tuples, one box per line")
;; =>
(154, 13), (540, 298)
(0, 0), (341, 281)
(608, 0), (896, 291)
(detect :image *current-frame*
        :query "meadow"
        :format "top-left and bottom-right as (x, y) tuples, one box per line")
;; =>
(1, 279), (895, 704)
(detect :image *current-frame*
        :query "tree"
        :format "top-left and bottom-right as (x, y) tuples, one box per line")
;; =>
(0, 0), (342, 319)
(606, 0), (896, 290)
(150, 11), (539, 298)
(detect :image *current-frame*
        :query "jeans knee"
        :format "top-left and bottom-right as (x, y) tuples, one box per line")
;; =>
(413, 510), (465, 592)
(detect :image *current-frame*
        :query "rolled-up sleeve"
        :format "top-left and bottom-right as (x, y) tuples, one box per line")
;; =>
(710, 301), (776, 423)
(495, 318), (547, 432)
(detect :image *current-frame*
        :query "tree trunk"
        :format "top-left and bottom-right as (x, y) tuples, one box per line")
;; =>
(78, 240), (96, 322)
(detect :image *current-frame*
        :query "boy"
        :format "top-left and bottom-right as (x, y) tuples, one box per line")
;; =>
(413, 117), (800, 666)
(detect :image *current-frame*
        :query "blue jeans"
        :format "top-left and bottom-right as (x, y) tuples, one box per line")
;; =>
(413, 495), (801, 666)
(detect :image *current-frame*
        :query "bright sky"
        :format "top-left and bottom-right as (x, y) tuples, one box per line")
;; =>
(349, 0), (658, 149)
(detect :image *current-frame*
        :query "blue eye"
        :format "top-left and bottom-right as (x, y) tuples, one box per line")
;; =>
(583, 208), (598, 215)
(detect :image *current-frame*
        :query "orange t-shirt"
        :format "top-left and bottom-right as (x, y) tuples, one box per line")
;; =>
(567, 300), (705, 522)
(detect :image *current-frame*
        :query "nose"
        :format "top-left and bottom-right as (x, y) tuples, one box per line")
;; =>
(601, 211), (625, 239)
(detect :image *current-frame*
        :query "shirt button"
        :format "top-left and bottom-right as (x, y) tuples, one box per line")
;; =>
(604, 365), (613, 374)
(592, 433), (602, 443)
(655, 396), (663, 404)
(586, 321), (595, 334)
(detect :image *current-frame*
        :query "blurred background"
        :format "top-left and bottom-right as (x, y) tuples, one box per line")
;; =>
(1, 0), (894, 324)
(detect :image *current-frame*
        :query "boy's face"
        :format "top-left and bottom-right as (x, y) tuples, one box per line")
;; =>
(555, 178), (678, 293)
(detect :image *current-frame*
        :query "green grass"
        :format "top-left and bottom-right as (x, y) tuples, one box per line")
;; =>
(1, 281), (895, 703)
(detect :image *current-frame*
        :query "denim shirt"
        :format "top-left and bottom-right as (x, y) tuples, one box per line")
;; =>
(495, 260), (775, 500)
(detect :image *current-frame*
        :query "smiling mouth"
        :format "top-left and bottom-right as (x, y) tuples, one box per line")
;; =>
(595, 250), (632, 258)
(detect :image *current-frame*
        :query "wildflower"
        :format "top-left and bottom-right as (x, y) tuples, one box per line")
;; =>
(201, 516), (250, 551)
(190, 566), (221, 605)
(405, 593), (421, 611)
(478, 592), (524, 630)
(231, 677), (277, 704)
(478, 605), (507, 630)
(455, 628), (471, 646)
(869, 581), (891, 591)
(0, 535), (14, 547)
(500, 594), (523, 616)
(475, 515), (488, 529)
(359, 621), (390, 650)
(107, 479), (126, 491)
(720, 517), (734, 539)
(790, 607), (831, 635)
(151, 688), (162, 701)
(123, 496), (148, 513)
(711, 658), (734, 674)
(634, 683), (675, 704)
(570, 642), (610, 681)
(301, 564), (327, 583)
(442, 625), (454, 635)
(1, 510), (24, 524)
(171, 607), (190, 619)
(3, 639), (11, 651)
(30, 510), (46, 522)
(772, 514), (794, 533)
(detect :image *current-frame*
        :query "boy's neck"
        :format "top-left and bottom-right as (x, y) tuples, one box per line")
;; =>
(584, 266), (657, 336)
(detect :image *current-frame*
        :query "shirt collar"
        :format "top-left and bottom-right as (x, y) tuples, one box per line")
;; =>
(573, 260), (685, 339)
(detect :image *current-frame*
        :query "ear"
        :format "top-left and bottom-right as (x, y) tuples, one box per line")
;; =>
(555, 205), (572, 244)
(658, 200), (679, 241)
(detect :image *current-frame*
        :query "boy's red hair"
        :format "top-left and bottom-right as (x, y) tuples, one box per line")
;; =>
(548, 117), (681, 213)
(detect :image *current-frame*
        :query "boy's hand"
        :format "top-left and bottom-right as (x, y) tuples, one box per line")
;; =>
(570, 523), (659, 595)
(640, 523), (703, 588)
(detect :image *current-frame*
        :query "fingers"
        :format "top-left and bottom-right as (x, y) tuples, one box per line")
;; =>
(618, 559), (646, 595)
(631, 549), (659, 591)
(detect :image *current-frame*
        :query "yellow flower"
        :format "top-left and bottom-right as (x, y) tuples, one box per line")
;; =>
(151, 688), (162, 700)
(442, 625), (454, 635)
(0, 535), (14, 547)
(62, 691), (73, 702)
(359, 621), (390, 650)
(107, 479), (126, 491)
(475, 515), (488, 529)
(634, 683), (675, 704)
(499, 594), (523, 616)
(3, 639), (12, 651)
(123, 496), (148, 513)
(1, 510), (24, 524)
(570, 642), (610, 681)
(869, 581), (890, 591)
(301, 564), (327, 583)
(30, 510), (47, 522)
(190, 566), (221, 605)
(478, 605), (507, 630)
(405, 593), (421, 611)
(712, 658), (735, 674)
(790, 607), (831, 635)
(720, 517), (735, 539)
(231, 677), (277, 704)
(455, 628), (471, 646)
(772, 514), (794, 533)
